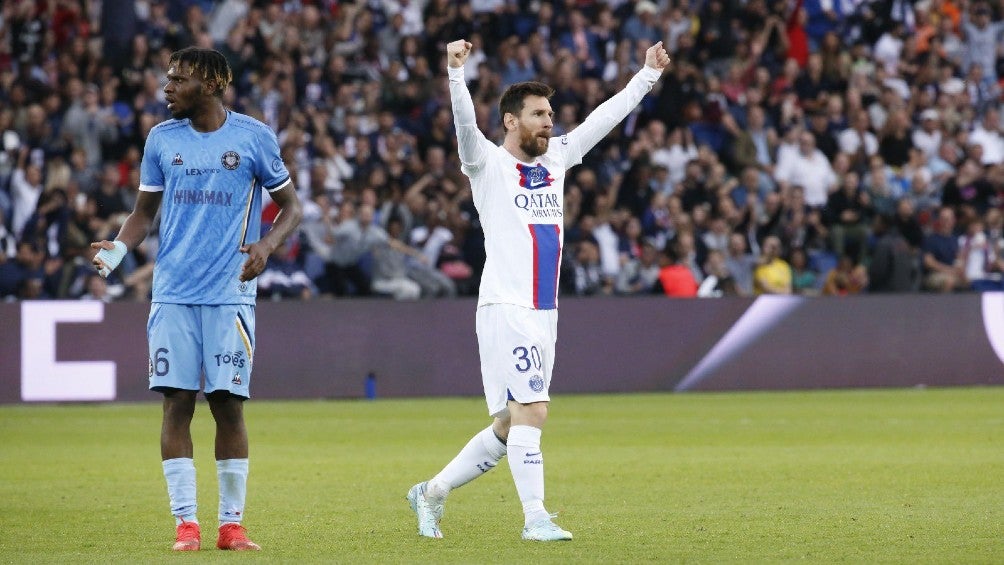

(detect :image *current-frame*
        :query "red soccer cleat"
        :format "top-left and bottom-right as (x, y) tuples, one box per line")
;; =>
(216, 523), (261, 551)
(172, 520), (201, 551)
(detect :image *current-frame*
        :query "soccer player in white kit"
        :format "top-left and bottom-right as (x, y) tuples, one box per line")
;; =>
(408, 39), (670, 541)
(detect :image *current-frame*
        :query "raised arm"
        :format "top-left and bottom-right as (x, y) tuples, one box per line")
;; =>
(446, 39), (491, 174)
(565, 42), (671, 163)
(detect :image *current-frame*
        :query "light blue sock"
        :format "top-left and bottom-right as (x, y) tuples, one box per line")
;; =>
(162, 458), (197, 526)
(217, 458), (249, 525)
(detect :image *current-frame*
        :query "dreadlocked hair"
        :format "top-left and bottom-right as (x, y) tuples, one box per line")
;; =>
(169, 47), (233, 97)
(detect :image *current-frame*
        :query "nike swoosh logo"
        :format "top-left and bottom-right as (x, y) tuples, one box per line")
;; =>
(525, 452), (541, 457)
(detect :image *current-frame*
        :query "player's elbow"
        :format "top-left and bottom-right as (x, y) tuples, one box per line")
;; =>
(283, 198), (304, 228)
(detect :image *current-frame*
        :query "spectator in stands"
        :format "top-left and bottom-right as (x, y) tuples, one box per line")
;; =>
(788, 246), (818, 295)
(868, 213), (920, 293)
(697, 248), (740, 297)
(922, 206), (966, 292)
(958, 216), (1004, 291)
(258, 237), (313, 301)
(941, 159), (997, 216)
(559, 10), (604, 79)
(825, 170), (871, 264)
(61, 83), (119, 169)
(615, 239), (662, 296)
(862, 154), (902, 217)
(961, 2), (1004, 85)
(367, 213), (423, 301)
(774, 130), (837, 208)
(807, 110), (839, 161)
(80, 272), (115, 303)
(658, 235), (699, 298)
(878, 108), (915, 168)
(753, 235), (793, 294)
(8, 147), (43, 240)
(0, 240), (44, 300)
(325, 199), (372, 297)
(912, 109), (944, 162)
(838, 109), (879, 171)
(968, 107), (1004, 167)
(821, 254), (869, 295)
(565, 239), (608, 297)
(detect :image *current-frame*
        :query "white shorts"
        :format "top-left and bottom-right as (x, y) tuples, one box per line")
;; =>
(476, 303), (558, 417)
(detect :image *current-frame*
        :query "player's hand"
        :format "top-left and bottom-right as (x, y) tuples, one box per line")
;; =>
(645, 41), (671, 73)
(446, 39), (472, 68)
(239, 241), (269, 282)
(90, 240), (127, 278)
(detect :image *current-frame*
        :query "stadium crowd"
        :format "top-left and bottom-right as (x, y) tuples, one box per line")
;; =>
(0, 0), (1003, 301)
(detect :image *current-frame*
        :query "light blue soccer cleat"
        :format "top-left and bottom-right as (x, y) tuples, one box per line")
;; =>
(406, 482), (444, 539)
(521, 516), (573, 541)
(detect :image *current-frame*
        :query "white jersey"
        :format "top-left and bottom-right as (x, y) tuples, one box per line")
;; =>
(448, 64), (661, 310)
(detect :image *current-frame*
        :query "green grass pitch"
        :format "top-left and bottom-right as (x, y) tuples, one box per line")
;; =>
(0, 387), (1001, 564)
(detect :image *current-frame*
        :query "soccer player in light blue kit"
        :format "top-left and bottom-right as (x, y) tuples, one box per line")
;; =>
(91, 48), (302, 552)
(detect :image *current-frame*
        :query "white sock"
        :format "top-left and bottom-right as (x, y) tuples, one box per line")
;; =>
(428, 425), (507, 501)
(217, 458), (249, 525)
(507, 425), (549, 526)
(163, 458), (197, 525)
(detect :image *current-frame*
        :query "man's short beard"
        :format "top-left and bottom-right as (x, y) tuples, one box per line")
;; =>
(518, 130), (549, 158)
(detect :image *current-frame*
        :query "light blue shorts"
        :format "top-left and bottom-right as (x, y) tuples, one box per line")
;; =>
(147, 303), (256, 398)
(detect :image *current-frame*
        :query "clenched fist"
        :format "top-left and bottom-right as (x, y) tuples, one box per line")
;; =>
(645, 41), (672, 73)
(446, 39), (472, 68)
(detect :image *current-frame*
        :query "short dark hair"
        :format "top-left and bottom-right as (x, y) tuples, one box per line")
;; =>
(169, 47), (233, 97)
(498, 81), (554, 130)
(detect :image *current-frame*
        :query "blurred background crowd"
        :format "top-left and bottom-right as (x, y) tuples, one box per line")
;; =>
(0, 0), (1002, 302)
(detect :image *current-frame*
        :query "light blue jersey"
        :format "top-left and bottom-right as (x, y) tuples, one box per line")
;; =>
(140, 111), (291, 305)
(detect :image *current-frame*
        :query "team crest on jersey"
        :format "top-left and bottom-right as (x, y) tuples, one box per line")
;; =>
(528, 374), (544, 392)
(516, 163), (554, 190)
(172, 153), (183, 165)
(221, 151), (241, 170)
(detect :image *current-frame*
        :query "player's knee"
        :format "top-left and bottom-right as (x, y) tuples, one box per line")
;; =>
(510, 400), (548, 428)
(206, 392), (245, 425)
(162, 390), (197, 422)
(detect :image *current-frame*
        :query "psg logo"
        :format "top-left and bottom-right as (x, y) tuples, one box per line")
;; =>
(528, 374), (545, 392)
(516, 163), (554, 190)
(221, 151), (241, 170)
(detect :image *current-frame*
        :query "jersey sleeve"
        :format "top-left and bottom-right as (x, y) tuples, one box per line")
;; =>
(563, 65), (662, 167)
(139, 129), (165, 192)
(448, 65), (493, 177)
(254, 126), (292, 192)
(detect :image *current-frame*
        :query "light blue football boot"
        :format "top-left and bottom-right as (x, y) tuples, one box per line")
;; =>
(521, 515), (573, 541)
(406, 482), (444, 539)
